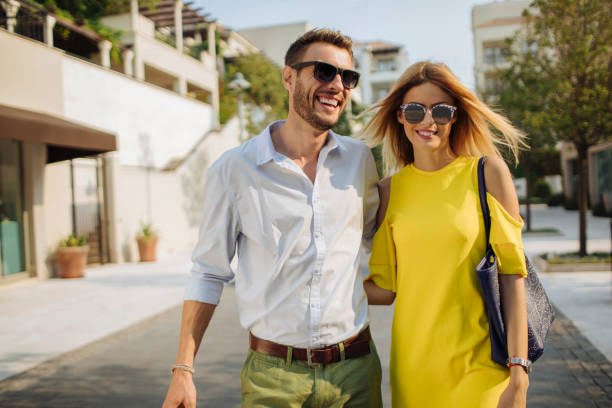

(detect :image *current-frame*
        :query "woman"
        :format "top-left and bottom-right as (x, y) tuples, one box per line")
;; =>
(362, 61), (530, 408)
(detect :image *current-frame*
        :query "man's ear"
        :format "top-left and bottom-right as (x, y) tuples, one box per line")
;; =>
(282, 66), (294, 92)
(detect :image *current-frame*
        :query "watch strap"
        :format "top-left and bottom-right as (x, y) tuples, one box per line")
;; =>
(506, 357), (531, 373)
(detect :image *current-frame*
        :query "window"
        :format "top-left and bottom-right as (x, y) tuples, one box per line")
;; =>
(483, 41), (507, 65)
(0, 139), (26, 277)
(376, 58), (397, 72)
(484, 72), (502, 94)
(521, 40), (538, 55)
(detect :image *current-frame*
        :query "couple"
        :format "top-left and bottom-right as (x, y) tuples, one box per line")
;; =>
(163, 29), (530, 408)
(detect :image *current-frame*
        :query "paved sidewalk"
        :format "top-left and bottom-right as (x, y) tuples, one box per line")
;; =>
(0, 251), (190, 381)
(0, 288), (610, 407)
(0, 206), (610, 403)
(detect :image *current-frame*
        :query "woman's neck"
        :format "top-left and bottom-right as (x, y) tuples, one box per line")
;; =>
(412, 148), (457, 172)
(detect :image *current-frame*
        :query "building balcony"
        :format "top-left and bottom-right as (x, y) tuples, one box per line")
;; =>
(0, 28), (216, 169)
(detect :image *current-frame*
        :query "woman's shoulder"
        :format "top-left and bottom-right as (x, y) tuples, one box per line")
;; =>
(483, 156), (521, 221)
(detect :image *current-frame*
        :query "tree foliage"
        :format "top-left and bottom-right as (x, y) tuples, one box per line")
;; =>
(49, 0), (159, 21)
(496, 0), (611, 253)
(220, 54), (288, 135)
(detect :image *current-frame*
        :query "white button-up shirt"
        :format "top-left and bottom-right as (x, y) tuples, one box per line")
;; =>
(184, 121), (379, 348)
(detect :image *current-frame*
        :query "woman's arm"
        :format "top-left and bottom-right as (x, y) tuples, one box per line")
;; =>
(484, 157), (529, 407)
(364, 280), (396, 305)
(375, 177), (391, 230)
(365, 176), (396, 305)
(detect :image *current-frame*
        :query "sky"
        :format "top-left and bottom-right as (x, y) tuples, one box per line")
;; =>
(193, 0), (494, 91)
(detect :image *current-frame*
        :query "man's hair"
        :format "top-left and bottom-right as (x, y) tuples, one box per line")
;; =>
(284, 28), (353, 67)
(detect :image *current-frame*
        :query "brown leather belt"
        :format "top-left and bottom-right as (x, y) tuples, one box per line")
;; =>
(249, 327), (372, 366)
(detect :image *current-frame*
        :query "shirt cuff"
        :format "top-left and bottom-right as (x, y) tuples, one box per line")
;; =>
(183, 274), (225, 305)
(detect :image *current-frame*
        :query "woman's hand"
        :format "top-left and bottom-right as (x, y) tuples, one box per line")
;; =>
(497, 367), (529, 408)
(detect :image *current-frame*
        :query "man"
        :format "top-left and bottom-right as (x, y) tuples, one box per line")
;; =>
(162, 29), (381, 408)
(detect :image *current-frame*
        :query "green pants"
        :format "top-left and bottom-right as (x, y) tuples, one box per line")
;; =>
(240, 340), (383, 408)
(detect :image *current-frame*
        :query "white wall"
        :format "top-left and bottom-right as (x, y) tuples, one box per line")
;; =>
(238, 22), (312, 67)
(0, 30), (64, 116)
(114, 118), (242, 261)
(61, 57), (216, 169)
(41, 161), (72, 276)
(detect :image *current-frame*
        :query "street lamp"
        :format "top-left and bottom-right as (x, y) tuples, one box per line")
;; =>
(229, 72), (250, 142)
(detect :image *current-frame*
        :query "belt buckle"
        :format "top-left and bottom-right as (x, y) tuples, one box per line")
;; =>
(306, 347), (320, 367)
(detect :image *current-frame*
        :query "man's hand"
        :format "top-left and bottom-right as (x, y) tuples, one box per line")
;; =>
(162, 370), (197, 408)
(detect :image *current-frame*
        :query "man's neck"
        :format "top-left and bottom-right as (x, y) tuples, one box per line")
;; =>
(273, 115), (329, 161)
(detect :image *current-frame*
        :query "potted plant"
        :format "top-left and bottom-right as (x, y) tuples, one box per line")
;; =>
(57, 234), (89, 278)
(136, 222), (158, 262)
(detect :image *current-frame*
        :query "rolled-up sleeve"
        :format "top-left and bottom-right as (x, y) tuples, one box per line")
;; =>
(184, 164), (240, 304)
(367, 215), (397, 292)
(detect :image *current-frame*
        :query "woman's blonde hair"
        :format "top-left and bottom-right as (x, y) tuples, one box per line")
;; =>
(361, 61), (527, 175)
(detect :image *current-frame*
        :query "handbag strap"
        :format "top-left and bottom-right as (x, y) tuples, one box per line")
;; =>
(477, 156), (492, 245)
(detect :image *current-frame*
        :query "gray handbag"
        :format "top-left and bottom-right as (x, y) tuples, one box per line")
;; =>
(475, 156), (555, 366)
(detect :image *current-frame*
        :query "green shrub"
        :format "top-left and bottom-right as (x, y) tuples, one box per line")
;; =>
(533, 179), (552, 200)
(547, 192), (564, 207)
(59, 234), (87, 247)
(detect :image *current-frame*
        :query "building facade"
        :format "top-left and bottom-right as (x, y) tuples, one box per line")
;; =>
(472, 0), (531, 94)
(238, 21), (313, 68)
(472, 0), (611, 213)
(353, 41), (408, 106)
(0, 0), (243, 282)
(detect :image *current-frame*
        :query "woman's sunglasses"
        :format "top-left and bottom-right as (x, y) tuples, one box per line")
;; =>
(399, 103), (457, 125)
(291, 61), (360, 89)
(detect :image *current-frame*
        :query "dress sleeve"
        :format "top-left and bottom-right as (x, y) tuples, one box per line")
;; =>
(487, 193), (527, 277)
(367, 213), (397, 292)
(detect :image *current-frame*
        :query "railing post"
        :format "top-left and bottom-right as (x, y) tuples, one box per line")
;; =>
(123, 49), (134, 76)
(1, 0), (20, 33)
(98, 40), (112, 68)
(174, 77), (187, 96)
(43, 14), (56, 47)
(174, 0), (183, 53)
(207, 22), (216, 64)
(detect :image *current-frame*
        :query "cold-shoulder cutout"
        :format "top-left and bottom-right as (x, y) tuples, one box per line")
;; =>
(483, 156), (520, 222)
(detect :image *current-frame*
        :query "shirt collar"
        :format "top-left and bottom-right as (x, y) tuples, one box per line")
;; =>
(255, 120), (346, 166)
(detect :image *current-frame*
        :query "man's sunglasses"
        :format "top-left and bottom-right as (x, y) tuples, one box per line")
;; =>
(291, 61), (360, 89)
(399, 103), (457, 125)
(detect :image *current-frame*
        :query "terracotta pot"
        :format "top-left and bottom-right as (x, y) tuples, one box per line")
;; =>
(57, 246), (89, 278)
(137, 236), (158, 262)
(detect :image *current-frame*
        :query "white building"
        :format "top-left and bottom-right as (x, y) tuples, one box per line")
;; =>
(238, 21), (313, 67)
(354, 41), (408, 106)
(471, 0), (611, 213)
(471, 0), (531, 94)
(238, 22), (408, 108)
(0, 0), (243, 282)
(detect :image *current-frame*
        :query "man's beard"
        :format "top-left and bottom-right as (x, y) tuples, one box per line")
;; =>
(293, 80), (342, 131)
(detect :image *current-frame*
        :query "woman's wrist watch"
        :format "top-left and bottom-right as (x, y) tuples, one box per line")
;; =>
(506, 357), (531, 374)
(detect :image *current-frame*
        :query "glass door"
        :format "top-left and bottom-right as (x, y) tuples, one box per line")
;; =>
(0, 139), (26, 277)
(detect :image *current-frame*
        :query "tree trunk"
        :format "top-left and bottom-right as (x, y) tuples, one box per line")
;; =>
(524, 155), (532, 231)
(576, 145), (589, 257)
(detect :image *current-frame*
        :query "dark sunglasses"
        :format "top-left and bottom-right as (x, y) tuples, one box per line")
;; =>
(399, 103), (457, 125)
(291, 61), (360, 89)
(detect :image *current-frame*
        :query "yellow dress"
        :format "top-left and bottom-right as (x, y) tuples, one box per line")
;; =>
(368, 156), (527, 408)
